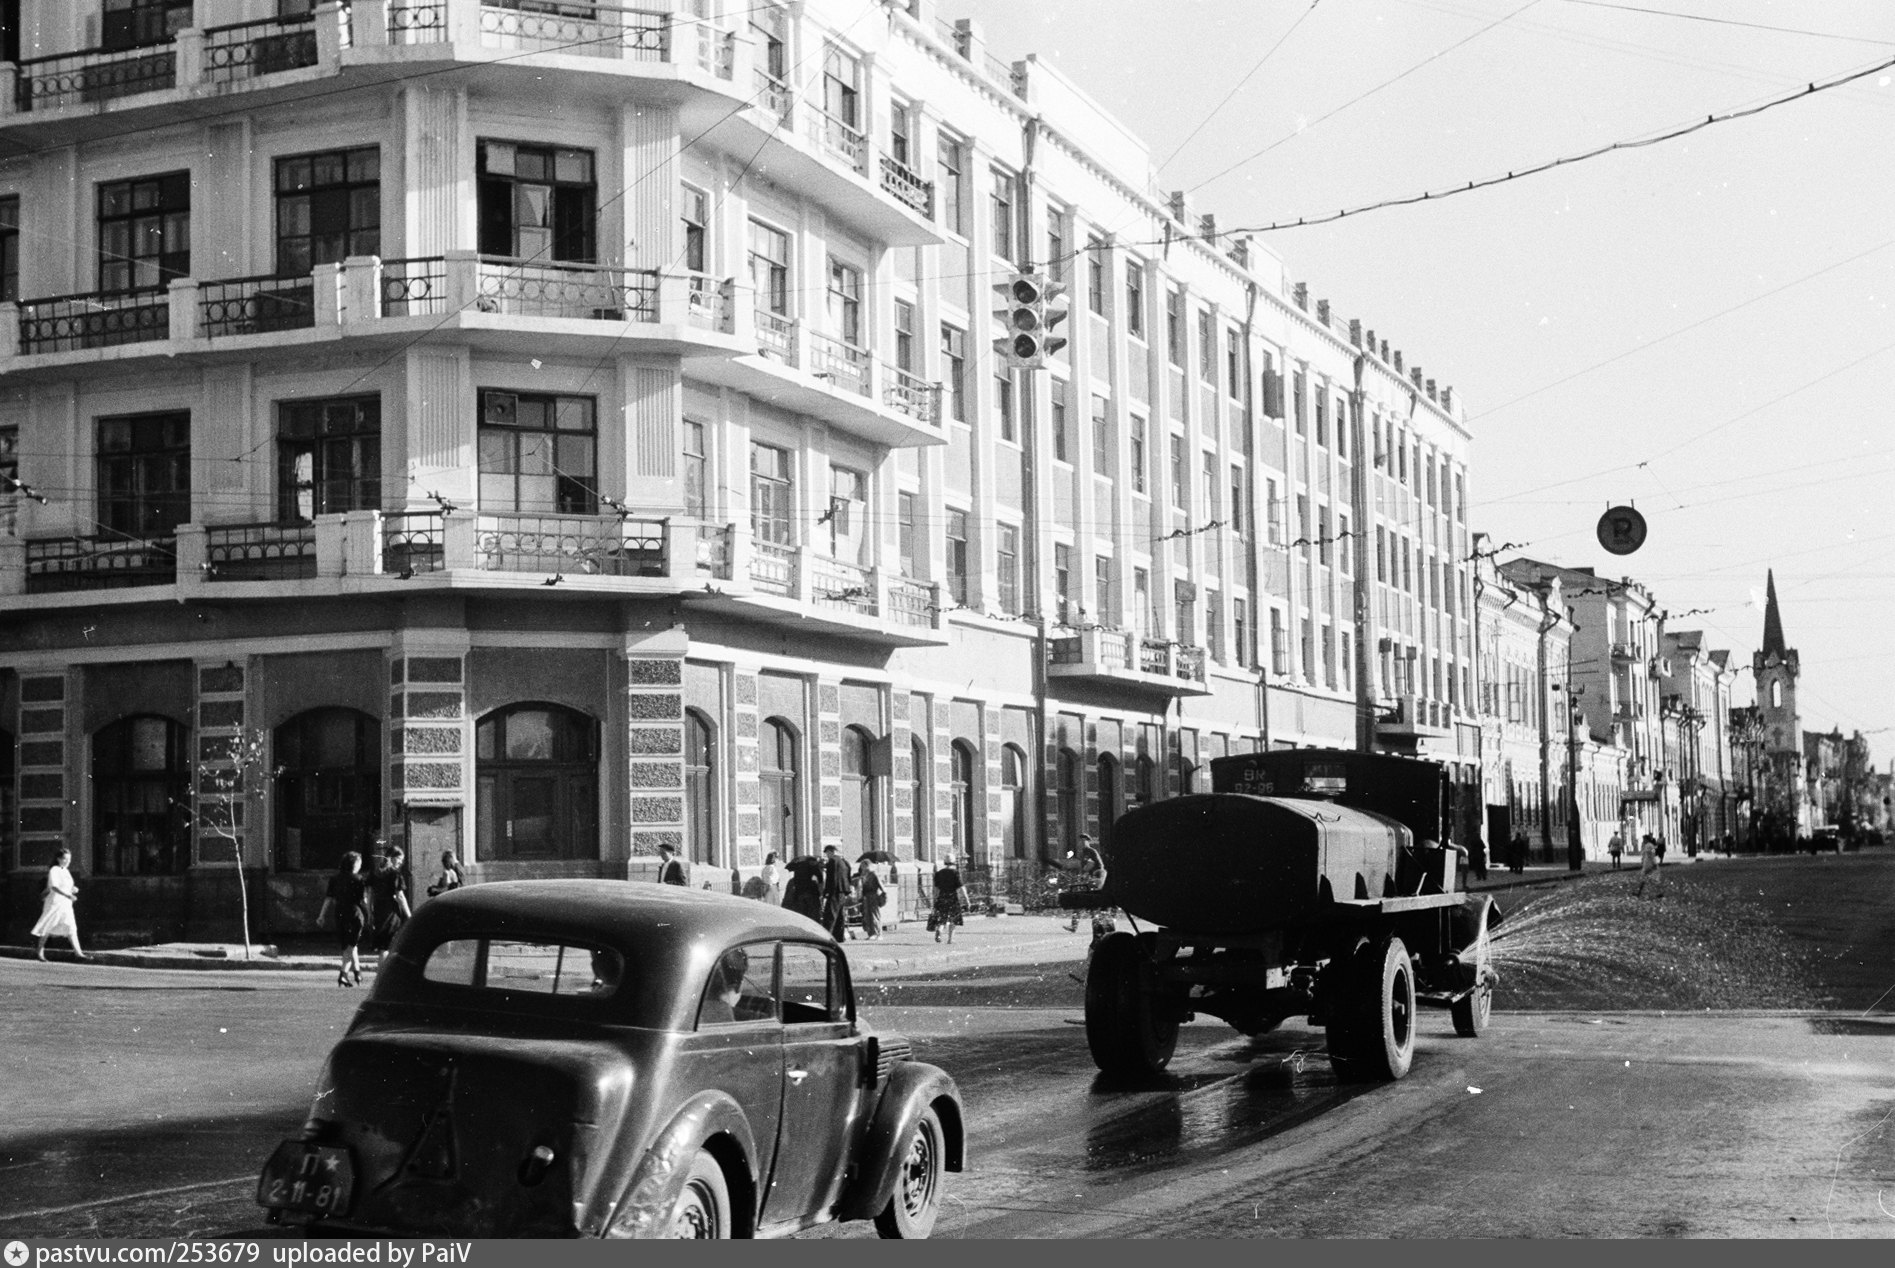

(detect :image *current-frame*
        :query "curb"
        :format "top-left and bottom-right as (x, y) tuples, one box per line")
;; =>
(0, 944), (346, 972)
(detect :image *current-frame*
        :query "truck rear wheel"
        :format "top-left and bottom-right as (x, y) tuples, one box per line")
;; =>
(1451, 979), (1492, 1037)
(1085, 932), (1180, 1077)
(1327, 935), (1415, 1083)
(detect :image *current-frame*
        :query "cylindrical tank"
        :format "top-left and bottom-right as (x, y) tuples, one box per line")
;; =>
(1103, 795), (1408, 932)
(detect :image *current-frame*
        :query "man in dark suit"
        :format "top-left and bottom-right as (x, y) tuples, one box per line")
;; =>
(819, 844), (853, 939)
(657, 842), (688, 886)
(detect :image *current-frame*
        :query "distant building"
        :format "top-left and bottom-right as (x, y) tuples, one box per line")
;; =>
(1751, 571), (1806, 844)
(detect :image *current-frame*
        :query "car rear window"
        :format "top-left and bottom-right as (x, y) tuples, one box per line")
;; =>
(422, 937), (625, 999)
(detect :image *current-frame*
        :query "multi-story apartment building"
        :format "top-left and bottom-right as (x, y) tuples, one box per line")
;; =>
(1474, 556), (1565, 858)
(0, 0), (1475, 940)
(1659, 630), (1735, 853)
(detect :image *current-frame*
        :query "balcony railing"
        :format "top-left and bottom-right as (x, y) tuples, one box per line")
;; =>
(387, 1), (449, 43)
(755, 310), (797, 362)
(883, 368), (941, 425)
(685, 273), (731, 331)
(380, 258), (450, 316)
(199, 274), (316, 337)
(382, 510), (447, 575)
(204, 522), (317, 581)
(1138, 637), (1170, 675)
(811, 555), (874, 615)
(479, 2), (669, 61)
(750, 539), (794, 596)
(475, 258), (658, 321)
(25, 535), (176, 592)
(691, 522), (732, 579)
(808, 331), (870, 396)
(14, 44), (176, 111)
(753, 70), (793, 123)
(886, 575), (933, 628)
(18, 288), (169, 353)
(1048, 627), (1207, 688)
(694, 26), (736, 78)
(476, 511), (666, 576)
(203, 14), (319, 85)
(879, 156), (933, 217)
(808, 108), (867, 172)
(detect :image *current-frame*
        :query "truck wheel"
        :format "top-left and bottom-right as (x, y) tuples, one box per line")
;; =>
(1451, 979), (1492, 1038)
(1085, 932), (1180, 1076)
(1328, 935), (1415, 1083)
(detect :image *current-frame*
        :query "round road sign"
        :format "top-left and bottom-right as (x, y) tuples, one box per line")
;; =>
(1597, 505), (1647, 556)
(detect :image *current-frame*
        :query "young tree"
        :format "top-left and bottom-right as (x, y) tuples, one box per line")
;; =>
(184, 729), (278, 960)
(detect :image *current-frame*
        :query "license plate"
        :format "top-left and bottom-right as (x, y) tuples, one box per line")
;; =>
(257, 1141), (355, 1217)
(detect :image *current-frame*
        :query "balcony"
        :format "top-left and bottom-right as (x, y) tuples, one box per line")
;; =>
(1377, 694), (1455, 739)
(474, 2), (670, 60)
(199, 275), (316, 337)
(18, 288), (169, 354)
(203, 522), (318, 581)
(1609, 640), (1638, 663)
(884, 368), (942, 426)
(23, 534), (177, 593)
(807, 108), (868, 175)
(203, 13), (321, 85)
(879, 156), (933, 218)
(12, 44), (177, 112)
(473, 257), (657, 320)
(665, 540), (946, 645)
(1046, 627), (1212, 696)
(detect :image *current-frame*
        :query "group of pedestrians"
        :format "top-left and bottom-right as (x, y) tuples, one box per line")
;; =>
(737, 845), (970, 944)
(320, 847), (460, 986)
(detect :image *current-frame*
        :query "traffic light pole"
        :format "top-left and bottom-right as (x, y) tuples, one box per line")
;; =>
(1018, 116), (1050, 873)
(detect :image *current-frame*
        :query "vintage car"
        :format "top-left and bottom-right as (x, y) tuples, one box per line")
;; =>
(256, 880), (964, 1238)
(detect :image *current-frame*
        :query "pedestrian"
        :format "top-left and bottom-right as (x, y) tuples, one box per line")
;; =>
(1635, 833), (1665, 898)
(1654, 835), (1667, 866)
(1066, 838), (1104, 933)
(1469, 830), (1489, 881)
(316, 850), (369, 987)
(656, 841), (688, 886)
(31, 847), (89, 962)
(1607, 829), (1625, 871)
(929, 856), (965, 944)
(426, 851), (464, 898)
(1721, 831), (1734, 857)
(1510, 830), (1528, 875)
(367, 845), (413, 969)
(819, 844), (853, 940)
(782, 854), (824, 922)
(761, 851), (782, 905)
(855, 857), (885, 940)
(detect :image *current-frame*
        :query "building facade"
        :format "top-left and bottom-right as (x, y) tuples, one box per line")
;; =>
(0, 1), (1477, 938)
(1750, 571), (1805, 846)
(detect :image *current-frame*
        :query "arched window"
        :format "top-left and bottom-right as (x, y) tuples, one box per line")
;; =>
(910, 735), (930, 860)
(94, 714), (190, 876)
(1135, 754), (1157, 806)
(1055, 747), (1080, 861)
(476, 703), (598, 860)
(685, 709), (716, 866)
(760, 717), (801, 859)
(273, 707), (381, 873)
(950, 739), (979, 863)
(842, 725), (882, 857)
(1096, 752), (1120, 854)
(1177, 756), (1198, 797)
(999, 743), (1027, 860)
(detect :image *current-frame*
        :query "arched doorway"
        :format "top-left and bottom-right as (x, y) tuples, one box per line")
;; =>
(684, 708), (716, 866)
(475, 703), (598, 860)
(94, 715), (190, 875)
(950, 739), (978, 863)
(273, 707), (381, 873)
(1000, 743), (1027, 860)
(760, 717), (801, 858)
(1096, 752), (1120, 854)
(841, 725), (882, 858)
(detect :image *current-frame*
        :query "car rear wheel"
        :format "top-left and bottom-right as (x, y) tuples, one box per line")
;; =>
(1327, 935), (1416, 1083)
(1085, 932), (1181, 1077)
(874, 1106), (944, 1239)
(670, 1151), (730, 1239)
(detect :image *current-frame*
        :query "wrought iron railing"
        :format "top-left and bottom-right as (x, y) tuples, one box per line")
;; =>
(879, 155), (933, 217)
(1175, 646), (1207, 683)
(479, 1), (669, 60)
(808, 108), (866, 171)
(203, 14), (319, 84)
(15, 45), (176, 111)
(204, 522), (318, 580)
(25, 535), (176, 592)
(808, 331), (870, 395)
(749, 539), (794, 595)
(811, 554), (874, 615)
(694, 25), (735, 78)
(886, 575), (932, 627)
(475, 258), (658, 320)
(753, 70), (793, 122)
(380, 258), (448, 317)
(387, 1), (448, 43)
(755, 310), (797, 361)
(475, 512), (666, 576)
(19, 288), (170, 354)
(199, 275), (316, 337)
(382, 510), (446, 575)
(693, 522), (732, 579)
(684, 273), (730, 331)
(884, 368), (941, 425)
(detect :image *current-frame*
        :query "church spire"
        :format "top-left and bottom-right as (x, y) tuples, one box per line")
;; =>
(1761, 570), (1787, 656)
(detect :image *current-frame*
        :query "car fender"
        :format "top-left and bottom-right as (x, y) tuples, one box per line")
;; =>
(833, 1062), (965, 1223)
(602, 1090), (760, 1238)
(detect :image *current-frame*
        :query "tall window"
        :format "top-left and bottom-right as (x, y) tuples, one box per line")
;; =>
(889, 99), (915, 168)
(827, 258), (864, 345)
(1314, 392), (1328, 447)
(994, 373), (1015, 443)
(990, 168), (1015, 261)
(1226, 327), (1243, 397)
(910, 734), (931, 859)
(1096, 753), (1120, 853)
(1233, 598), (1248, 668)
(99, 172), (189, 292)
(1124, 262), (1145, 338)
(1056, 748), (1080, 859)
(749, 442), (794, 547)
(1086, 237), (1106, 314)
(477, 704), (598, 860)
(1094, 555), (1114, 622)
(274, 147), (379, 276)
(278, 395), (380, 521)
(1133, 567), (1151, 637)
(941, 324), (967, 421)
(1266, 478), (1281, 544)
(682, 420), (706, 517)
(945, 510), (969, 605)
(1046, 211), (1066, 282)
(750, 4), (787, 80)
(821, 44), (861, 128)
(1091, 395), (1110, 474)
(1129, 418), (1147, 495)
(760, 717), (800, 859)
(747, 220), (790, 315)
(996, 524), (1020, 616)
(1169, 435), (1185, 507)
(1197, 309), (1214, 381)
(1051, 380), (1068, 462)
(842, 726), (882, 857)
(102, 0), (190, 51)
(0, 196), (17, 302)
(937, 134), (965, 235)
(1053, 543), (1072, 624)
(1000, 744), (1027, 860)
(893, 300), (917, 372)
(478, 390), (596, 513)
(1206, 591), (1223, 662)
(273, 708), (380, 873)
(1165, 288), (1184, 364)
(685, 709), (716, 865)
(98, 411), (189, 537)
(827, 465), (865, 563)
(1292, 370), (1307, 435)
(94, 714), (190, 876)
(477, 141), (595, 262)
(898, 491), (917, 576)
(950, 740), (979, 863)
(681, 184), (709, 272)
(1231, 466), (1244, 536)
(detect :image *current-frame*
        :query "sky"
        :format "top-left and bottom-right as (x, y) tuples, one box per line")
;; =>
(958, 0), (1895, 766)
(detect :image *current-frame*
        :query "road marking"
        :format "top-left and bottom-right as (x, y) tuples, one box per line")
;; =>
(0, 1176), (251, 1222)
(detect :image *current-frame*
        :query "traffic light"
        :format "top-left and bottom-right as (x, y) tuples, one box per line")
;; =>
(992, 271), (1069, 368)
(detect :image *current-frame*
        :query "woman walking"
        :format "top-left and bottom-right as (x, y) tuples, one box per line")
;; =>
(426, 851), (464, 898)
(855, 857), (885, 941)
(367, 846), (413, 969)
(318, 851), (370, 987)
(32, 848), (88, 961)
(929, 856), (965, 944)
(760, 851), (783, 906)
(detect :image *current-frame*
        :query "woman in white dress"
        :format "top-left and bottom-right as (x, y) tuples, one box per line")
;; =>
(32, 848), (89, 961)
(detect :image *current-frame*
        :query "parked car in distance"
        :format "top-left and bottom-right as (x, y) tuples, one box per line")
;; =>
(257, 880), (964, 1238)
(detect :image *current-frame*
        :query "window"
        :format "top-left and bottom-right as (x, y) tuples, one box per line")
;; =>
(1054, 543), (1072, 623)
(1455, 470), (1467, 523)
(748, 220), (790, 315)
(1051, 380), (1069, 462)
(477, 141), (595, 263)
(821, 44), (861, 129)
(1086, 237), (1106, 314)
(103, 0), (190, 51)
(93, 714), (190, 876)
(1315, 392), (1328, 448)
(1091, 395), (1110, 475)
(1336, 400), (1350, 460)
(893, 300), (917, 373)
(910, 735), (931, 859)
(1096, 753), (1120, 852)
(945, 510), (969, 604)
(0, 196), (17, 302)
(479, 390), (596, 514)
(827, 465), (865, 563)
(696, 942), (775, 1025)
(750, 442), (794, 547)
(842, 726), (882, 858)
(941, 324), (967, 421)
(997, 523), (1020, 615)
(476, 704), (599, 860)
(1133, 567), (1151, 636)
(683, 420), (706, 518)
(1270, 609), (1287, 675)
(990, 168), (1015, 261)
(1169, 435), (1186, 507)
(898, 491), (917, 577)
(1322, 624), (1336, 688)
(750, 4), (787, 80)
(681, 184), (709, 273)
(278, 395), (380, 521)
(949, 739), (979, 863)
(1094, 555), (1114, 623)
(760, 718), (800, 859)
(890, 99), (915, 168)
(1165, 288), (1184, 365)
(1207, 591), (1223, 662)
(1266, 478), (1281, 544)
(274, 147), (379, 276)
(827, 258), (864, 345)
(1376, 527), (1387, 582)
(1318, 506), (1332, 567)
(1233, 598), (1248, 668)
(937, 134), (965, 235)
(98, 411), (189, 537)
(1135, 754), (1157, 808)
(1046, 211), (1066, 282)
(99, 172), (189, 292)
(1292, 370), (1306, 436)
(1000, 743), (1028, 860)
(1197, 309), (1214, 381)
(1226, 327), (1243, 397)
(1338, 513), (1352, 575)
(1124, 262), (1145, 338)
(1230, 466), (1245, 537)
(995, 373), (1015, 443)
(1056, 749), (1080, 860)
(1204, 454), (1219, 525)
(273, 708), (380, 873)
(1129, 418), (1147, 495)
(1295, 494), (1310, 557)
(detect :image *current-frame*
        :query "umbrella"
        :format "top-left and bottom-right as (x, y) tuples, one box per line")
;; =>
(785, 855), (825, 878)
(856, 850), (893, 864)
